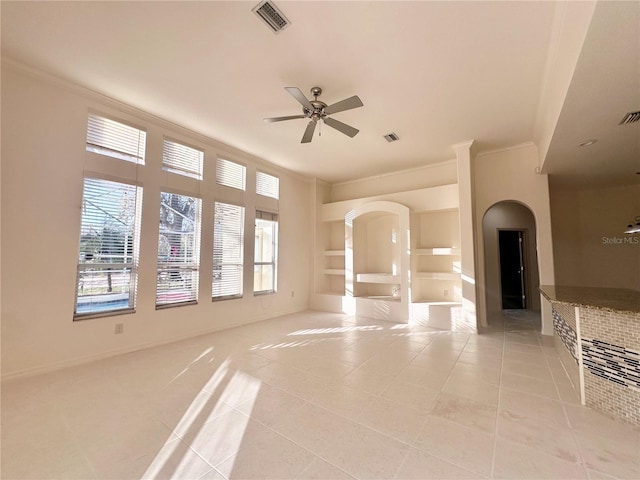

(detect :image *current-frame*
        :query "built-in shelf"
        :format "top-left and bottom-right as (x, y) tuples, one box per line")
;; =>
(414, 247), (460, 256)
(323, 250), (346, 256)
(356, 273), (401, 284)
(412, 299), (461, 305)
(415, 272), (460, 280)
(359, 295), (401, 302)
(323, 269), (346, 276)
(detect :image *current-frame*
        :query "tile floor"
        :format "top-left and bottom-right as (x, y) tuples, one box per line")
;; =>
(2, 310), (639, 479)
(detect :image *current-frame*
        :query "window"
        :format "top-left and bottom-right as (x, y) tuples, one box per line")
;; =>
(162, 138), (204, 180)
(75, 178), (142, 318)
(156, 192), (201, 308)
(86, 114), (146, 164)
(254, 211), (278, 294)
(256, 171), (279, 199)
(216, 158), (246, 191)
(213, 202), (245, 300)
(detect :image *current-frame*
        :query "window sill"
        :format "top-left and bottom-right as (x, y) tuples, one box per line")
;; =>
(254, 290), (276, 296)
(155, 300), (198, 310)
(212, 295), (243, 302)
(74, 307), (136, 321)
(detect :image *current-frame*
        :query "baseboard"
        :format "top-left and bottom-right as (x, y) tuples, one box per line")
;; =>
(1, 305), (308, 381)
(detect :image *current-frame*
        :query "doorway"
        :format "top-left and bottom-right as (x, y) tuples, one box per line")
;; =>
(481, 201), (541, 326)
(498, 229), (526, 309)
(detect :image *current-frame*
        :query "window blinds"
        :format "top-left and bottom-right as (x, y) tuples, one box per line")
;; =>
(162, 138), (204, 180)
(86, 114), (146, 164)
(75, 178), (142, 317)
(256, 171), (279, 199)
(255, 210), (279, 222)
(156, 192), (201, 307)
(213, 202), (245, 300)
(216, 158), (246, 191)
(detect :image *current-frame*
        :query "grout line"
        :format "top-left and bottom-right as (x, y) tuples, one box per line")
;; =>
(298, 456), (358, 480)
(489, 325), (507, 479)
(542, 336), (590, 474)
(391, 448), (413, 480)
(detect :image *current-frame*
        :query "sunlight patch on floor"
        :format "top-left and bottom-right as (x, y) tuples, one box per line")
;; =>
(288, 325), (383, 336)
(142, 358), (262, 479)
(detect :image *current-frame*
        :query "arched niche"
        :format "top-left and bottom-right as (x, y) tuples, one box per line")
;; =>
(345, 201), (411, 323)
(482, 200), (541, 326)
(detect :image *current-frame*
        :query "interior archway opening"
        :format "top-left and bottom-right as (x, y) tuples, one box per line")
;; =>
(482, 201), (541, 332)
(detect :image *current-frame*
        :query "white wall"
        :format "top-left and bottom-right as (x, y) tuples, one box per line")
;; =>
(550, 182), (640, 290)
(473, 144), (555, 332)
(330, 161), (457, 202)
(1, 65), (311, 378)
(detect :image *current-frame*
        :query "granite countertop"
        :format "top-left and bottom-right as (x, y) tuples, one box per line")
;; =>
(540, 285), (640, 314)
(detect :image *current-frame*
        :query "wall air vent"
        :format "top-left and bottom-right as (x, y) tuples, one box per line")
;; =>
(252, 0), (291, 34)
(384, 132), (400, 142)
(619, 111), (640, 125)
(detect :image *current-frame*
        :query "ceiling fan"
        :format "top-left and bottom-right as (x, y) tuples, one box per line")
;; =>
(264, 87), (363, 143)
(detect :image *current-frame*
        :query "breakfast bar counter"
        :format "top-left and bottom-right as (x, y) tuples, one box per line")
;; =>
(540, 285), (640, 425)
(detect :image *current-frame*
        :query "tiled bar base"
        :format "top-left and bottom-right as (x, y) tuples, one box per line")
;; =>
(551, 304), (581, 394)
(541, 285), (640, 426)
(581, 309), (640, 425)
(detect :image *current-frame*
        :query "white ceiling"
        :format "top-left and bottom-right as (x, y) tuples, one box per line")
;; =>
(1, 1), (638, 186)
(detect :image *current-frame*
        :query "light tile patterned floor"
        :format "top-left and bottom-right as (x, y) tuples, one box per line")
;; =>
(2, 310), (639, 479)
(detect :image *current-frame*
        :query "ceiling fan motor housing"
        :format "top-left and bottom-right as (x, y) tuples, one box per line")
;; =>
(305, 101), (327, 121)
(264, 85), (363, 142)
(305, 87), (327, 121)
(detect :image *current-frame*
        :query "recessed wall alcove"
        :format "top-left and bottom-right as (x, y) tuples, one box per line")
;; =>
(346, 201), (411, 323)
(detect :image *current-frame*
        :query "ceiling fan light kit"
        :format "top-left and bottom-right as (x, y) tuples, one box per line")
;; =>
(264, 86), (363, 143)
(625, 216), (640, 234)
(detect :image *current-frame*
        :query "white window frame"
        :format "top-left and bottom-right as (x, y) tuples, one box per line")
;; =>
(74, 177), (142, 320)
(212, 202), (245, 301)
(254, 210), (278, 295)
(156, 191), (202, 309)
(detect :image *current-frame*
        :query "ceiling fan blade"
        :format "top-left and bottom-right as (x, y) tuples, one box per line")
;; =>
(301, 120), (316, 143)
(264, 115), (307, 123)
(324, 117), (359, 138)
(285, 87), (314, 110)
(324, 95), (364, 115)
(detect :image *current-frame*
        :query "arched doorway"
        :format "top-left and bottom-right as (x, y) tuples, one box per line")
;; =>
(482, 201), (541, 328)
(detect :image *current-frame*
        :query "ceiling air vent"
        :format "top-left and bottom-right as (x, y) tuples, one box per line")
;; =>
(384, 132), (400, 143)
(253, 0), (291, 34)
(619, 111), (640, 125)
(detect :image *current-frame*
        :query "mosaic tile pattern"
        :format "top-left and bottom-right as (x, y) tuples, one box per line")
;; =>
(552, 301), (576, 330)
(584, 370), (640, 426)
(580, 308), (640, 353)
(582, 338), (640, 391)
(552, 307), (578, 362)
